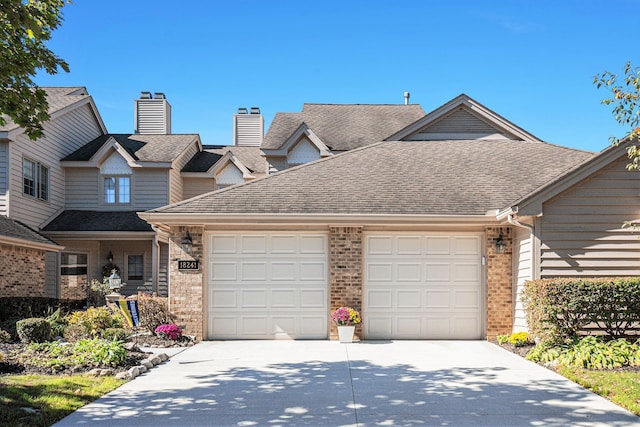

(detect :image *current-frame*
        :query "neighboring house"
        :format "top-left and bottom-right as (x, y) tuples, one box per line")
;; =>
(261, 103), (425, 171)
(141, 93), (616, 342)
(0, 87), (107, 299)
(1, 89), (266, 299)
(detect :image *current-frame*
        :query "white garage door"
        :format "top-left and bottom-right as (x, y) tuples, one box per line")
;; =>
(364, 233), (483, 339)
(207, 233), (328, 339)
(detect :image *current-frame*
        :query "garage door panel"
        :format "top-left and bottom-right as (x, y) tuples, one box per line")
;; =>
(365, 233), (483, 340)
(208, 233), (328, 340)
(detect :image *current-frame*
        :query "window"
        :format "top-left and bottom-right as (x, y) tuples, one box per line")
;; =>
(23, 158), (49, 201)
(61, 253), (88, 276)
(127, 254), (143, 281)
(104, 176), (130, 204)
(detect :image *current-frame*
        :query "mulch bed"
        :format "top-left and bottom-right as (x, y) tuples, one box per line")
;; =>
(0, 333), (195, 376)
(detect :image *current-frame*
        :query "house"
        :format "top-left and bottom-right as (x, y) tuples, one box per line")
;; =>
(0, 89), (267, 300)
(141, 93), (632, 341)
(0, 87), (107, 299)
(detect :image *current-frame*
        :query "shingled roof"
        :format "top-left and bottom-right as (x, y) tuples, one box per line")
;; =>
(43, 211), (153, 232)
(62, 134), (199, 163)
(262, 104), (426, 151)
(183, 145), (268, 174)
(0, 216), (61, 248)
(147, 139), (593, 216)
(0, 87), (90, 132)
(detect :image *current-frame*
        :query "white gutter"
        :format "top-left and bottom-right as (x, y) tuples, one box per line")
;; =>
(0, 236), (64, 252)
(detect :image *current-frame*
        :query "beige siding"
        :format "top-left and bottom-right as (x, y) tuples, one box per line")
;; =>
(9, 104), (103, 228)
(408, 108), (511, 140)
(134, 169), (170, 209)
(540, 157), (640, 277)
(44, 251), (59, 298)
(169, 143), (199, 204)
(183, 177), (215, 200)
(0, 141), (8, 216)
(65, 168), (100, 208)
(512, 227), (532, 332)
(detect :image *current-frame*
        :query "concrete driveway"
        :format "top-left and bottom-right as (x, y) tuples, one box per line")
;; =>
(54, 341), (640, 427)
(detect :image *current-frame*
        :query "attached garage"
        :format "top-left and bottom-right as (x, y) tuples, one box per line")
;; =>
(363, 232), (484, 339)
(207, 232), (329, 339)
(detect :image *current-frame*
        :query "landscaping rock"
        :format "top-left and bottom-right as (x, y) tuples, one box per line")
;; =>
(141, 360), (153, 369)
(115, 371), (130, 380)
(89, 368), (102, 376)
(127, 366), (140, 378)
(159, 353), (168, 362)
(137, 364), (148, 374)
(150, 355), (162, 365)
(100, 369), (114, 376)
(124, 342), (140, 352)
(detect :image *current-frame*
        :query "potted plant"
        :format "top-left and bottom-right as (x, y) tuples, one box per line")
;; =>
(330, 306), (362, 343)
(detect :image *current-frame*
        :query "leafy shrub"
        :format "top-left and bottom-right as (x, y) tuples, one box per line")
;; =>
(65, 307), (123, 340)
(0, 328), (12, 343)
(527, 337), (640, 370)
(0, 297), (84, 321)
(101, 327), (128, 342)
(23, 338), (127, 370)
(155, 323), (182, 340)
(522, 278), (640, 345)
(45, 307), (68, 338)
(16, 318), (51, 343)
(85, 278), (110, 307)
(498, 331), (533, 347)
(138, 295), (174, 333)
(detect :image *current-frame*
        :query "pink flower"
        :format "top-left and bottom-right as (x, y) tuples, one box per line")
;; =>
(154, 323), (183, 340)
(331, 307), (362, 326)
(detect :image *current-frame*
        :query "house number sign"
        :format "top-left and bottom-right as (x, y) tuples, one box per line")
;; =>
(178, 260), (200, 271)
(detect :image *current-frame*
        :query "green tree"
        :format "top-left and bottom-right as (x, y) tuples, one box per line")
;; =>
(594, 61), (640, 170)
(0, 0), (70, 140)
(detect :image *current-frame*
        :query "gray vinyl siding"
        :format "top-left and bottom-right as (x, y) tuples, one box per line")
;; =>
(539, 157), (640, 277)
(265, 157), (287, 173)
(512, 227), (533, 332)
(44, 251), (59, 298)
(9, 104), (103, 229)
(134, 169), (170, 209)
(183, 177), (215, 200)
(65, 168), (100, 208)
(169, 143), (199, 204)
(0, 141), (8, 216)
(407, 108), (511, 140)
(157, 241), (168, 297)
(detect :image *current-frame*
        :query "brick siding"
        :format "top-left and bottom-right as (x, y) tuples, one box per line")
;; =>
(60, 275), (87, 300)
(486, 226), (513, 340)
(329, 226), (364, 340)
(168, 226), (204, 340)
(0, 243), (47, 298)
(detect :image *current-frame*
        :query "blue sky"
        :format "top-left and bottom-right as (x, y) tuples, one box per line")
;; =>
(35, 0), (639, 153)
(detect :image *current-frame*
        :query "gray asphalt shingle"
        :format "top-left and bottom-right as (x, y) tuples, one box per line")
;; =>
(149, 139), (593, 216)
(262, 104), (426, 150)
(43, 211), (153, 232)
(0, 216), (60, 246)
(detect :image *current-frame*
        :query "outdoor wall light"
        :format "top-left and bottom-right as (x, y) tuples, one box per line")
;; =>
(181, 231), (193, 254)
(107, 251), (114, 263)
(495, 234), (507, 254)
(108, 269), (122, 290)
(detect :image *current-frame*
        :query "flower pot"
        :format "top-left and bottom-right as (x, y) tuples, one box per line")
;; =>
(337, 325), (355, 343)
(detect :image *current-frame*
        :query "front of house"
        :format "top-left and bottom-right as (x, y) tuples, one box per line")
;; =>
(141, 94), (640, 341)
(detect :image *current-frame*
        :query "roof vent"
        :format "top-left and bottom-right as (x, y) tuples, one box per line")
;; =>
(404, 91), (410, 105)
(140, 91), (152, 99)
(154, 92), (166, 99)
(250, 107), (261, 114)
(237, 107), (248, 114)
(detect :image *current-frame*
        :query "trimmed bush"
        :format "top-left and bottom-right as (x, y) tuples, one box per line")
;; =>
(497, 331), (533, 347)
(522, 278), (640, 344)
(16, 318), (51, 343)
(138, 295), (174, 333)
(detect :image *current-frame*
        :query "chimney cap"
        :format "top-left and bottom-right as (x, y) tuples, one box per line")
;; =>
(250, 107), (261, 114)
(140, 91), (152, 99)
(237, 107), (248, 114)
(154, 92), (166, 99)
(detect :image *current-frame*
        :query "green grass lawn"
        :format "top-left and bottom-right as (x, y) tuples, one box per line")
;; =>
(557, 367), (640, 416)
(0, 375), (124, 427)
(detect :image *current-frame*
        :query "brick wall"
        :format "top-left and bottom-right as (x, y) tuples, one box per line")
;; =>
(168, 226), (204, 340)
(60, 275), (87, 300)
(329, 226), (363, 340)
(0, 244), (46, 298)
(486, 226), (513, 340)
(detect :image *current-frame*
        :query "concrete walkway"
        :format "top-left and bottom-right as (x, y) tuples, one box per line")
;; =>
(54, 341), (640, 427)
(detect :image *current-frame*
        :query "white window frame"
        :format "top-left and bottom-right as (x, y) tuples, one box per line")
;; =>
(22, 158), (49, 201)
(103, 175), (131, 205)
